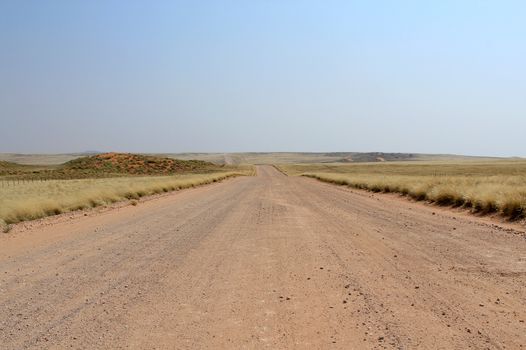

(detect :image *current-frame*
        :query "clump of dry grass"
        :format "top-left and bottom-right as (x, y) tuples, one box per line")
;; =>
(1, 219), (12, 233)
(0, 169), (252, 225)
(279, 161), (526, 220)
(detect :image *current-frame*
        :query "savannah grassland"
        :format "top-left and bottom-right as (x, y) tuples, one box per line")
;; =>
(0, 154), (254, 229)
(278, 160), (526, 220)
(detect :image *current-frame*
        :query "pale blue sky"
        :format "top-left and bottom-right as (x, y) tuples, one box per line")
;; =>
(1, 1), (525, 156)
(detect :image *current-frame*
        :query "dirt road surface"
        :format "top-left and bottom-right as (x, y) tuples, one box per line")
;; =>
(1, 166), (525, 349)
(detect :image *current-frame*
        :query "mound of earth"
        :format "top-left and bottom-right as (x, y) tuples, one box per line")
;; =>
(63, 153), (217, 175)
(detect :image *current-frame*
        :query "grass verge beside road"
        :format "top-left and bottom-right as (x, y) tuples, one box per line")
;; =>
(0, 168), (253, 228)
(278, 161), (526, 220)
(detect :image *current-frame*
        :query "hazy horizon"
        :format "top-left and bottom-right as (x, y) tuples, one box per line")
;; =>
(0, 150), (522, 160)
(1, 1), (525, 157)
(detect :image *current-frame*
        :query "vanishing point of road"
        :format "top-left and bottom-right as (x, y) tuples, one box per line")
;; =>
(1, 166), (525, 349)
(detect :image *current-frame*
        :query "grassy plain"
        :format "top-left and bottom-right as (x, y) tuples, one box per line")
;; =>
(0, 168), (253, 227)
(278, 161), (526, 219)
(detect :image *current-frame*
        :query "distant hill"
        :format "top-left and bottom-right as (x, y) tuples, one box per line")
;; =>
(0, 153), (220, 179)
(63, 153), (216, 175)
(333, 152), (417, 163)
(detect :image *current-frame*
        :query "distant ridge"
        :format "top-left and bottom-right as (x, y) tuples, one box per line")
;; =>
(0, 151), (514, 166)
(160, 152), (508, 165)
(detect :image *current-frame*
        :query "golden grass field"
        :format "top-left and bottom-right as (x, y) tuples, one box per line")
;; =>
(278, 161), (526, 220)
(0, 166), (254, 229)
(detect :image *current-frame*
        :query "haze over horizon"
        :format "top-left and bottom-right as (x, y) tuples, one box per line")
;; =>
(1, 1), (525, 157)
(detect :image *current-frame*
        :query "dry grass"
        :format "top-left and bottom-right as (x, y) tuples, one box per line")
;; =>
(278, 161), (526, 220)
(0, 168), (253, 227)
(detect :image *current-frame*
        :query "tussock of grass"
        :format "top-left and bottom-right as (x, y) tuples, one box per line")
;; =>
(279, 161), (526, 220)
(0, 170), (251, 225)
(1, 219), (11, 233)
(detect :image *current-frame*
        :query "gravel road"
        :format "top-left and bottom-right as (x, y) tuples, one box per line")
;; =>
(1, 165), (525, 349)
